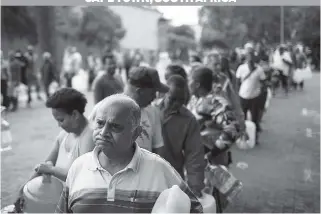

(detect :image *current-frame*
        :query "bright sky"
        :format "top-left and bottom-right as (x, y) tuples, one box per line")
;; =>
(156, 6), (202, 26)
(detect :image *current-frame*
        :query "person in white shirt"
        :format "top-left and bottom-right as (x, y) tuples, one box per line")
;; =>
(62, 47), (82, 88)
(236, 43), (266, 144)
(272, 45), (293, 95)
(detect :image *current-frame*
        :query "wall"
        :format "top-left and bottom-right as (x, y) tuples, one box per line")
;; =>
(109, 6), (162, 52)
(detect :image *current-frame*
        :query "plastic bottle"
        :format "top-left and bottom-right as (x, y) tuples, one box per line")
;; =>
(152, 185), (191, 213)
(198, 192), (216, 213)
(1, 118), (13, 152)
(205, 164), (243, 203)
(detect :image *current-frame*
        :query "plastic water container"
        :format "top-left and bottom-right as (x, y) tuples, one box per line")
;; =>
(198, 192), (216, 213)
(236, 120), (256, 150)
(265, 88), (272, 110)
(152, 185), (191, 213)
(72, 69), (88, 92)
(1, 118), (13, 152)
(1, 205), (15, 213)
(49, 81), (59, 95)
(205, 164), (243, 203)
(22, 175), (63, 213)
(16, 83), (28, 103)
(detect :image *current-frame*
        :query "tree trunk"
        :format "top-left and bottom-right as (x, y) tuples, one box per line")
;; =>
(36, 7), (59, 71)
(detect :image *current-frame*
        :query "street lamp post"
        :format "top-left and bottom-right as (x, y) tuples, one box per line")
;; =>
(280, 6), (284, 44)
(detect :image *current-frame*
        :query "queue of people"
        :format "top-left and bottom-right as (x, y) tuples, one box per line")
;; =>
(3, 40), (315, 213)
(1, 46), (58, 112)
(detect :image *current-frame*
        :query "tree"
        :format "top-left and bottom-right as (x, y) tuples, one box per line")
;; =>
(56, 6), (126, 49)
(199, 6), (248, 49)
(1, 6), (38, 44)
(35, 7), (57, 52)
(166, 25), (196, 62)
(199, 6), (320, 50)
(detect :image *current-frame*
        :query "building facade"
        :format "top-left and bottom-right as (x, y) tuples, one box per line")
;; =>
(109, 6), (162, 52)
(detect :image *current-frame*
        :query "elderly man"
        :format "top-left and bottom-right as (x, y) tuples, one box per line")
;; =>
(55, 94), (203, 213)
(153, 75), (205, 198)
(122, 66), (167, 155)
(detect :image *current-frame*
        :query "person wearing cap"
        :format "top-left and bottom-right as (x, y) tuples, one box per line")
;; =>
(123, 66), (167, 155)
(153, 75), (205, 198)
(55, 94), (203, 213)
(93, 53), (124, 104)
(236, 44), (266, 142)
(186, 66), (240, 212)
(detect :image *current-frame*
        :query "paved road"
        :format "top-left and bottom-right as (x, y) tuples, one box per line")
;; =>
(1, 74), (320, 212)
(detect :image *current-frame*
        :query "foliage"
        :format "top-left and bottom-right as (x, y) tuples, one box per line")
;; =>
(56, 6), (126, 48)
(199, 6), (320, 49)
(284, 6), (320, 46)
(166, 25), (196, 61)
(1, 6), (38, 44)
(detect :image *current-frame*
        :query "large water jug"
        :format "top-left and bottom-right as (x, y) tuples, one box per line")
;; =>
(22, 175), (63, 213)
(72, 69), (88, 92)
(49, 81), (59, 95)
(198, 192), (216, 213)
(16, 83), (28, 103)
(152, 185), (191, 213)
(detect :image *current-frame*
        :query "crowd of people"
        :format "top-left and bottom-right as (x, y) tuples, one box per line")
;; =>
(1, 40), (316, 213)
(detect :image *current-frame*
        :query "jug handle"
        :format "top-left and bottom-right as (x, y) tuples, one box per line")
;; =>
(42, 174), (52, 183)
(42, 161), (53, 183)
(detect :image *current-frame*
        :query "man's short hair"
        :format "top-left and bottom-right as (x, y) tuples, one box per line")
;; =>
(166, 64), (187, 80)
(90, 94), (141, 130)
(167, 75), (187, 90)
(190, 66), (213, 92)
(46, 88), (87, 114)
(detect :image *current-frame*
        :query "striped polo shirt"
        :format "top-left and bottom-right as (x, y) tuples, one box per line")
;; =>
(55, 144), (203, 213)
